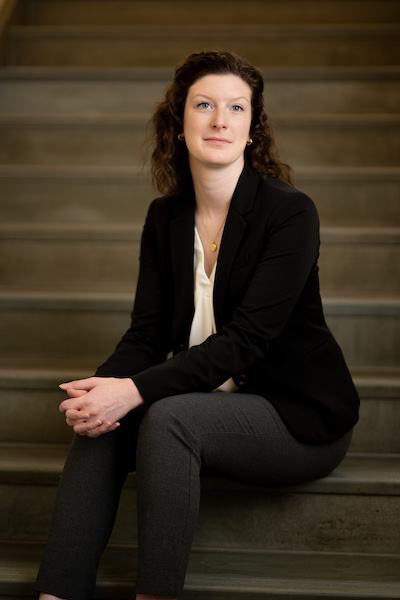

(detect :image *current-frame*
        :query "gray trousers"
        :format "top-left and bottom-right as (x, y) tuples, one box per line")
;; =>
(36, 392), (352, 599)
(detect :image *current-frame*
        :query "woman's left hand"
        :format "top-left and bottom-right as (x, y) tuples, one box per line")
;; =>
(59, 377), (144, 438)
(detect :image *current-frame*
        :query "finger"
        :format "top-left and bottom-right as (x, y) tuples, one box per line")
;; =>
(65, 388), (88, 398)
(59, 377), (98, 392)
(73, 419), (103, 435)
(65, 416), (97, 428)
(89, 422), (120, 438)
(59, 399), (89, 418)
(65, 408), (92, 423)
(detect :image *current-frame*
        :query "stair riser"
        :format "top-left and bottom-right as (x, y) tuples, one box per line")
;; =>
(0, 79), (169, 115)
(0, 175), (153, 225)
(7, 32), (400, 68)
(0, 238), (142, 290)
(1, 78), (399, 115)
(319, 242), (400, 293)
(0, 386), (74, 444)
(2, 541), (400, 600)
(0, 305), (398, 367)
(350, 397), (400, 453)
(276, 125), (400, 168)
(0, 306), (133, 363)
(0, 481), (398, 554)
(1, 174), (400, 228)
(0, 176), (153, 225)
(1, 122), (398, 167)
(22, 0), (400, 26)
(299, 177), (400, 227)
(0, 384), (398, 452)
(325, 313), (400, 367)
(1, 237), (399, 293)
(0, 124), (146, 166)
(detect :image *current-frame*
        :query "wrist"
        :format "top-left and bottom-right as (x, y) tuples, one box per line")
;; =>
(123, 377), (145, 410)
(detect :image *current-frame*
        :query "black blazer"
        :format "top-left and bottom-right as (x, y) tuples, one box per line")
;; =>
(96, 167), (359, 444)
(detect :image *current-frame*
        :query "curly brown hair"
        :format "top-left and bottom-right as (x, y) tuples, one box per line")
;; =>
(150, 51), (293, 196)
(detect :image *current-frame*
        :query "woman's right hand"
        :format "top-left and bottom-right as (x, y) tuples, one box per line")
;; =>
(59, 377), (145, 438)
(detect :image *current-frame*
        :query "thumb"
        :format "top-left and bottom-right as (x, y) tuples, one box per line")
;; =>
(64, 388), (88, 398)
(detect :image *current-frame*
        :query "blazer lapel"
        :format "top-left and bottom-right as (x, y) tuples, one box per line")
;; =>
(214, 168), (260, 324)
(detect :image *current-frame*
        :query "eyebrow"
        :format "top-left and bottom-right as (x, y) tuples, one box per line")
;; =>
(192, 94), (250, 103)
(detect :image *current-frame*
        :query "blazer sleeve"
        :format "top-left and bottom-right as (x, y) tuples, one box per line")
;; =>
(95, 199), (174, 378)
(132, 190), (321, 403)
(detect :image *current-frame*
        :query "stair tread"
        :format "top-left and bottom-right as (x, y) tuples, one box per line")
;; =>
(0, 360), (399, 391)
(0, 289), (399, 312)
(0, 443), (399, 495)
(0, 164), (400, 178)
(2, 221), (400, 242)
(0, 541), (399, 598)
(1, 112), (400, 125)
(18, 0), (400, 28)
(1, 65), (400, 80)
(9, 23), (400, 34)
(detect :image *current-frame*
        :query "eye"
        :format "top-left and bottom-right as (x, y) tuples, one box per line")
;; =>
(197, 102), (211, 109)
(231, 105), (244, 112)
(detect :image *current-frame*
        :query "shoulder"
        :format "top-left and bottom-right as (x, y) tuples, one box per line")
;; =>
(249, 174), (319, 231)
(259, 175), (316, 209)
(239, 167), (317, 215)
(146, 195), (173, 220)
(146, 188), (194, 223)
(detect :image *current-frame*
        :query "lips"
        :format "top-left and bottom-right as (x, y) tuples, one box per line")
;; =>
(204, 137), (231, 144)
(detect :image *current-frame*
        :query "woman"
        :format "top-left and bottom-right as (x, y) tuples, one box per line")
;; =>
(36, 51), (359, 600)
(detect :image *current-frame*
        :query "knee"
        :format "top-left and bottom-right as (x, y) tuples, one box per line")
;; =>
(142, 394), (191, 426)
(139, 395), (199, 450)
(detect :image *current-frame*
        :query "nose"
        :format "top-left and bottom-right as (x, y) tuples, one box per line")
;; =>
(211, 107), (227, 129)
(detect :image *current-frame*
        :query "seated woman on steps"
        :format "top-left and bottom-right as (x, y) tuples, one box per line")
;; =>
(35, 50), (359, 600)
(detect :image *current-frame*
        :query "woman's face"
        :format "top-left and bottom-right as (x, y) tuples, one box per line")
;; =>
(182, 74), (252, 172)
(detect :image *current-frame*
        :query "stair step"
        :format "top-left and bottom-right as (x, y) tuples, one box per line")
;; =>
(351, 368), (400, 453)
(274, 114), (400, 168)
(21, 0), (400, 26)
(1, 165), (399, 228)
(1, 67), (399, 114)
(319, 227), (400, 293)
(1, 113), (399, 167)
(0, 113), (146, 166)
(0, 444), (399, 553)
(0, 362), (398, 451)
(0, 164), (154, 224)
(0, 291), (398, 366)
(6, 24), (400, 68)
(0, 67), (170, 115)
(1, 223), (399, 293)
(1, 541), (399, 599)
(323, 296), (400, 366)
(298, 167), (400, 227)
(0, 222), (143, 291)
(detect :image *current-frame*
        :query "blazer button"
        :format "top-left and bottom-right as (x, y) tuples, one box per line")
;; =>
(238, 375), (247, 386)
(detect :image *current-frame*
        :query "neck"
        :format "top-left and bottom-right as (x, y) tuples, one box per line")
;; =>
(189, 158), (244, 216)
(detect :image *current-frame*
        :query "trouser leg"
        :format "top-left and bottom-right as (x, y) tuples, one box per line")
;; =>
(35, 404), (148, 600)
(135, 392), (352, 596)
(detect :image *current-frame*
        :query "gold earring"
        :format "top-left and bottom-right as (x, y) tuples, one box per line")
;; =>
(178, 133), (185, 141)
(246, 138), (253, 146)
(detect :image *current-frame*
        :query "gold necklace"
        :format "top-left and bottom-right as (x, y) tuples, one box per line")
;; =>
(202, 215), (227, 252)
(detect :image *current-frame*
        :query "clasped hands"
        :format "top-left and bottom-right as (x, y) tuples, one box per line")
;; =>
(59, 377), (145, 438)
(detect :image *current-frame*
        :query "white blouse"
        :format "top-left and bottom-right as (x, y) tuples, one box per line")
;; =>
(188, 228), (238, 392)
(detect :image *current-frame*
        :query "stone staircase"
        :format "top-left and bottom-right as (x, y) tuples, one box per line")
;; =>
(0, 0), (399, 597)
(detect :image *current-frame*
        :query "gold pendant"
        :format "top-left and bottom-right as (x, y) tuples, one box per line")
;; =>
(210, 243), (217, 252)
